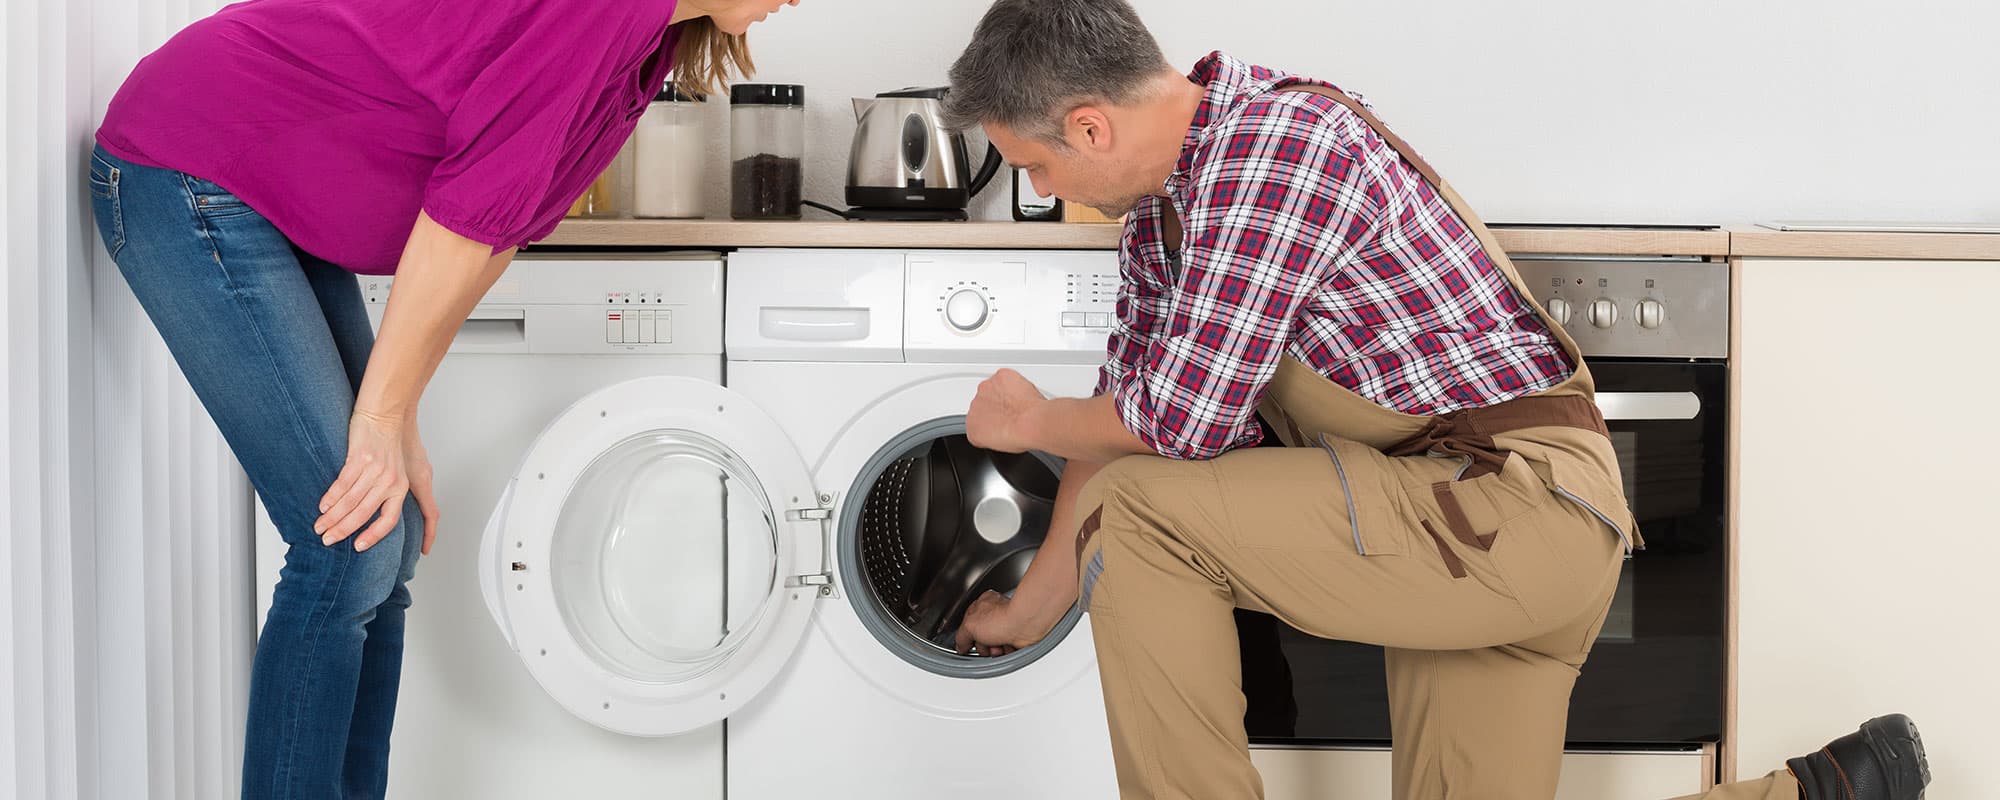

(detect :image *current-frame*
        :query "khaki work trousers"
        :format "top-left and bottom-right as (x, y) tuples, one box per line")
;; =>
(1073, 441), (1799, 800)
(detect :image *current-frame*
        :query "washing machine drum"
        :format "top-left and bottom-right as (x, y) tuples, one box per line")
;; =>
(855, 435), (1061, 652)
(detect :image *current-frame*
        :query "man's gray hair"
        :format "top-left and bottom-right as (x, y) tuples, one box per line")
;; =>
(943, 0), (1172, 142)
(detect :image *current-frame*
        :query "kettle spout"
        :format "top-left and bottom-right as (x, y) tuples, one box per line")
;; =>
(851, 98), (874, 121)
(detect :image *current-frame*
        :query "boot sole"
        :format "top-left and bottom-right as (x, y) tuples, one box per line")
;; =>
(1859, 713), (1932, 797)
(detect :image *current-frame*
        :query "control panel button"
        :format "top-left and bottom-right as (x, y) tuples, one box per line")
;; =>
(945, 289), (990, 332)
(1543, 297), (1572, 326)
(1636, 299), (1666, 330)
(639, 310), (657, 343)
(606, 312), (624, 343)
(1588, 298), (1619, 329)
(623, 313), (640, 343)
(1085, 312), (1111, 328)
(1061, 312), (1088, 327)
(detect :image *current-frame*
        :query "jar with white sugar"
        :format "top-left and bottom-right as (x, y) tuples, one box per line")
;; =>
(632, 85), (708, 219)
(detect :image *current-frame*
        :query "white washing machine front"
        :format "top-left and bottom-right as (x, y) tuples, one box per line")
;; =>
(719, 248), (1122, 798)
(723, 362), (1118, 799)
(806, 367), (1106, 718)
(256, 257), (737, 800)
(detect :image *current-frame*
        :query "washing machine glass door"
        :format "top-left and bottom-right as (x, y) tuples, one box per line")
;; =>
(479, 376), (822, 737)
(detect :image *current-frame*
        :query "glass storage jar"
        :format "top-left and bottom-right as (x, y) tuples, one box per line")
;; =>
(729, 83), (805, 220)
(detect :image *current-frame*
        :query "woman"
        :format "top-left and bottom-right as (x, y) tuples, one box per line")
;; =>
(88, 0), (801, 796)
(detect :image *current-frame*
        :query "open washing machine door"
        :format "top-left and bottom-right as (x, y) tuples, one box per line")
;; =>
(477, 376), (825, 737)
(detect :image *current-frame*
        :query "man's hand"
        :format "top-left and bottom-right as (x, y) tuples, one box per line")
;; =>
(966, 368), (1045, 454)
(956, 590), (1066, 657)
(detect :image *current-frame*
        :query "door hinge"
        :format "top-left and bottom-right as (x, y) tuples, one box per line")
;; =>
(785, 493), (836, 522)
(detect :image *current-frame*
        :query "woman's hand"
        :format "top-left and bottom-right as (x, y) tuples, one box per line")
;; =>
(403, 419), (441, 555)
(318, 212), (511, 553)
(315, 408), (410, 552)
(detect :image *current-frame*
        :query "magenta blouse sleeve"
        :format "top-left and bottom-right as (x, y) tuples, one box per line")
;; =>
(421, 10), (652, 249)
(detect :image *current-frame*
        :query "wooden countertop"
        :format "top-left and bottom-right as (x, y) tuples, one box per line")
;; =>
(538, 219), (2000, 260)
(539, 220), (1121, 251)
(538, 219), (1731, 257)
(1725, 225), (2000, 261)
(1486, 226), (1731, 257)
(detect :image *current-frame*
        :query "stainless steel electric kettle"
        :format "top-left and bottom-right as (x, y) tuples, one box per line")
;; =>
(845, 86), (1003, 221)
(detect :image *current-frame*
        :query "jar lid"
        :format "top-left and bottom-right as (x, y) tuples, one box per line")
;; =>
(730, 83), (805, 107)
(654, 84), (704, 103)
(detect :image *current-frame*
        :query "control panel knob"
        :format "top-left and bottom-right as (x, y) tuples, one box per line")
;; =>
(1636, 298), (1666, 330)
(944, 289), (990, 332)
(1588, 298), (1619, 329)
(1543, 297), (1572, 326)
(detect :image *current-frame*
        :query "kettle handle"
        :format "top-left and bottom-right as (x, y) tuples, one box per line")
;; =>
(968, 142), (1004, 200)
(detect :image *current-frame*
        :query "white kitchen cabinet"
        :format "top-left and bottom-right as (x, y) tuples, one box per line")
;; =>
(1735, 258), (2000, 794)
(1252, 746), (1709, 798)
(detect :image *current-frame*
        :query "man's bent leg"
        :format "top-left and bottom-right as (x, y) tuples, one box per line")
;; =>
(1074, 444), (1617, 799)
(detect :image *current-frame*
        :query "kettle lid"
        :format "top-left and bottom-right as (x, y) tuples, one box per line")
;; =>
(876, 86), (949, 100)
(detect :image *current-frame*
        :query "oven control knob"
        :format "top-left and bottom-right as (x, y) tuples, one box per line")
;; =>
(1588, 298), (1619, 329)
(1636, 299), (1666, 330)
(1543, 297), (1572, 326)
(945, 288), (991, 332)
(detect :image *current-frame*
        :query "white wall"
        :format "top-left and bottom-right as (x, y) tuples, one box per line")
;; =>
(4, 0), (249, 797)
(725, 0), (1999, 225)
(3, 0), (101, 795)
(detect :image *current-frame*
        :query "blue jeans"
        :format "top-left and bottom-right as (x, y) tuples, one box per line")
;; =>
(89, 145), (422, 799)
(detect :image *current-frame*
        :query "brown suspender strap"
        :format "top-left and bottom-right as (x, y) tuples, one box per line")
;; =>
(1275, 83), (1451, 191)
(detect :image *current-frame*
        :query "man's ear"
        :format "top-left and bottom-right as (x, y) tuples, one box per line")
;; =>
(1067, 105), (1113, 153)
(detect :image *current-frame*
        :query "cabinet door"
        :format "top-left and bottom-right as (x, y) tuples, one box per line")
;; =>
(1736, 258), (1999, 793)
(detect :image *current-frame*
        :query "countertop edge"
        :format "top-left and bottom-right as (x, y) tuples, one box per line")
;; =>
(537, 220), (2000, 261)
(1725, 226), (2000, 261)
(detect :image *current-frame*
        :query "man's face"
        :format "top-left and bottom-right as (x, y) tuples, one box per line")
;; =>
(985, 121), (1152, 219)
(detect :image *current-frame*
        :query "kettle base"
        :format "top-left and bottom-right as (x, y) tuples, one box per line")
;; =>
(810, 203), (970, 222)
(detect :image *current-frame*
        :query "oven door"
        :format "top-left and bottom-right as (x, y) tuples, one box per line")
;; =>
(1240, 359), (1727, 747)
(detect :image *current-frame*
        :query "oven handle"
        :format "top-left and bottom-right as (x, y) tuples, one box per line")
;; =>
(1595, 391), (1702, 420)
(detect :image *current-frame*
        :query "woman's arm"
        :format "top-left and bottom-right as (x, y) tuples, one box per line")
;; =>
(315, 211), (515, 550)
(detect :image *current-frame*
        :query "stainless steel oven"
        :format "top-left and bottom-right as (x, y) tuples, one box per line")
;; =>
(1241, 254), (1730, 752)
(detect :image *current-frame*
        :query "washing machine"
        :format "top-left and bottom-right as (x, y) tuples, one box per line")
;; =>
(476, 248), (1124, 798)
(253, 254), (729, 799)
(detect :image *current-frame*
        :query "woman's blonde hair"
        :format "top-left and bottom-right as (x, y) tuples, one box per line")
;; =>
(672, 18), (755, 97)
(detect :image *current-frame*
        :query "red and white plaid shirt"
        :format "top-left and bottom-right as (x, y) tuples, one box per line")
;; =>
(1097, 52), (1574, 460)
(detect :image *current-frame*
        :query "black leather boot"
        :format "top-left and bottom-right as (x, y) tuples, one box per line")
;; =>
(1787, 714), (1931, 800)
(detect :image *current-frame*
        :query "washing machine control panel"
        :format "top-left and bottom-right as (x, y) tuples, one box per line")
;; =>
(1059, 269), (1119, 331)
(358, 256), (725, 355)
(905, 251), (1119, 364)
